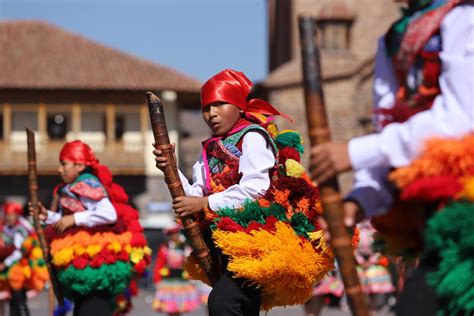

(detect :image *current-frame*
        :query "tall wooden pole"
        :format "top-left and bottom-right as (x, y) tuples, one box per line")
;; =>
(146, 92), (219, 286)
(26, 128), (64, 310)
(298, 16), (369, 315)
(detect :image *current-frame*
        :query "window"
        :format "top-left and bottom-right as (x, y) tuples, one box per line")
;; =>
(13, 111), (37, 131)
(116, 112), (140, 140)
(318, 20), (353, 51)
(82, 111), (105, 132)
(47, 113), (69, 140)
(115, 115), (125, 140)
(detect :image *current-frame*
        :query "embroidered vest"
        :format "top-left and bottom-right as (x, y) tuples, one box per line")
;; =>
(58, 173), (107, 216)
(377, 0), (457, 127)
(203, 124), (278, 195)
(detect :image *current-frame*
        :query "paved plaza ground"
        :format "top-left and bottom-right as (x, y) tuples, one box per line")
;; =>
(23, 289), (395, 316)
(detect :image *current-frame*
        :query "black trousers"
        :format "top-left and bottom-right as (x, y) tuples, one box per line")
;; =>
(73, 295), (112, 316)
(208, 272), (261, 316)
(9, 290), (30, 316)
(395, 255), (439, 316)
(202, 229), (261, 316)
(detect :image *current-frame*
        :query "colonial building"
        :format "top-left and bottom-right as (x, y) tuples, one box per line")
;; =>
(0, 20), (202, 227)
(265, 0), (400, 192)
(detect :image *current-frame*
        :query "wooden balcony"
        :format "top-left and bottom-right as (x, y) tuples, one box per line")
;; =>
(0, 135), (145, 175)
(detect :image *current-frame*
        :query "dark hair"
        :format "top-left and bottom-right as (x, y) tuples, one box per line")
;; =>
(79, 165), (93, 175)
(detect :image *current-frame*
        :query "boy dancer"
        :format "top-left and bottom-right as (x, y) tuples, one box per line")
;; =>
(155, 69), (336, 315)
(32, 140), (150, 316)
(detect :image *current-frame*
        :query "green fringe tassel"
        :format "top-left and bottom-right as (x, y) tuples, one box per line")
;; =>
(58, 261), (132, 299)
(275, 131), (304, 154)
(216, 201), (287, 227)
(425, 201), (474, 316)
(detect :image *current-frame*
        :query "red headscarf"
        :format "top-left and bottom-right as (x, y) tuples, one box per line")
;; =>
(201, 69), (290, 120)
(4, 202), (23, 216)
(58, 140), (114, 188)
(59, 140), (98, 166)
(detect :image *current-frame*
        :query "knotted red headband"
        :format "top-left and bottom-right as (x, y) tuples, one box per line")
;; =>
(201, 69), (290, 120)
(4, 202), (23, 216)
(59, 140), (116, 189)
(59, 140), (98, 165)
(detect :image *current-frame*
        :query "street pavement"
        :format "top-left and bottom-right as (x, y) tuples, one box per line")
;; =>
(25, 289), (395, 315)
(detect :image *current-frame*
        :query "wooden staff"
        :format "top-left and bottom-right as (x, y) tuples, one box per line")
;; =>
(26, 128), (64, 308)
(146, 92), (219, 286)
(298, 16), (369, 315)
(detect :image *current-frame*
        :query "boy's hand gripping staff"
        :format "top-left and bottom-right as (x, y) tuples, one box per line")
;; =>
(298, 17), (369, 315)
(26, 128), (64, 307)
(146, 92), (219, 286)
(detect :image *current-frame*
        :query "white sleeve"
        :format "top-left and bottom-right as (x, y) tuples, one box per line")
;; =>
(349, 6), (474, 170)
(179, 158), (206, 197)
(373, 37), (398, 131)
(46, 211), (61, 224)
(208, 131), (275, 211)
(73, 197), (117, 227)
(352, 167), (389, 191)
(4, 232), (25, 267)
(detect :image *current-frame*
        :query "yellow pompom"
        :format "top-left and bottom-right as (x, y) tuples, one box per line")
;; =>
(107, 241), (122, 253)
(460, 177), (474, 201)
(159, 267), (169, 276)
(285, 159), (305, 178)
(85, 244), (102, 257)
(266, 123), (279, 138)
(22, 267), (32, 279)
(31, 247), (43, 260)
(52, 248), (74, 266)
(130, 248), (144, 264)
(74, 246), (85, 256)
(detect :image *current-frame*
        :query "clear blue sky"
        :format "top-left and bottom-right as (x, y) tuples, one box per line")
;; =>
(0, 0), (268, 82)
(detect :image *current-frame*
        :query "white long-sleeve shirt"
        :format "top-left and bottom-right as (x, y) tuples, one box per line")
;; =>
(179, 131), (275, 211)
(346, 5), (474, 217)
(46, 195), (117, 227)
(348, 5), (474, 170)
(3, 217), (34, 267)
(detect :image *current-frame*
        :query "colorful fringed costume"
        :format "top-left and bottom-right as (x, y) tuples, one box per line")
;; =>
(186, 123), (335, 310)
(43, 140), (151, 315)
(354, 221), (394, 297)
(383, 135), (474, 315)
(197, 124), (334, 310)
(0, 203), (49, 314)
(174, 69), (335, 313)
(152, 225), (200, 314)
(339, 1), (473, 313)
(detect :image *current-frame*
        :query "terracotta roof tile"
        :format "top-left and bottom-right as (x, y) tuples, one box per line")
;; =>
(0, 20), (201, 92)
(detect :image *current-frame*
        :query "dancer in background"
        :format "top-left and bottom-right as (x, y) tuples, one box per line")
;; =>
(0, 202), (49, 316)
(152, 224), (200, 316)
(30, 140), (151, 316)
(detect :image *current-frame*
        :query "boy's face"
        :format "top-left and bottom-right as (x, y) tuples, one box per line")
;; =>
(58, 160), (86, 184)
(202, 102), (242, 136)
(4, 213), (18, 226)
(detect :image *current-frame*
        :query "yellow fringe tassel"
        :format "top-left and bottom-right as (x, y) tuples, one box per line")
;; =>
(213, 222), (334, 310)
